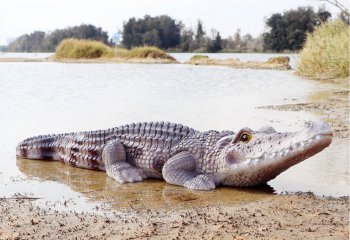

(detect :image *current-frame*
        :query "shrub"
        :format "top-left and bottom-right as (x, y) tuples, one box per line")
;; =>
(125, 46), (175, 60)
(189, 55), (209, 61)
(55, 40), (175, 61)
(296, 20), (349, 79)
(55, 39), (111, 59)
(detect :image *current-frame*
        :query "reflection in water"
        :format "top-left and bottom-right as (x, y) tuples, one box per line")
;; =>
(16, 158), (273, 210)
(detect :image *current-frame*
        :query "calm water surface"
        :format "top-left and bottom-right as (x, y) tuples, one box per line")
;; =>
(0, 54), (348, 212)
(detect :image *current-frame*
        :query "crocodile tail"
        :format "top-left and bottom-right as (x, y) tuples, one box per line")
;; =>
(16, 134), (59, 160)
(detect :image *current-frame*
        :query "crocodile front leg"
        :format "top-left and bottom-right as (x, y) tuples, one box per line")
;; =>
(162, 151), (216, 190)
(103, 140), (143, 183)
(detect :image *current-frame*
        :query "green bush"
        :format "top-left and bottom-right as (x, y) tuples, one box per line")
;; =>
(296, 20), (349, 79)
(55, 39), (111, 59)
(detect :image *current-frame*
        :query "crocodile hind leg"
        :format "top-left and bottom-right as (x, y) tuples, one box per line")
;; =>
(102, 140), (143, 183)
(162, 151), (216, 190)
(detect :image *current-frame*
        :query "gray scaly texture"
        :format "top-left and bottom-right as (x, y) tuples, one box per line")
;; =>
(16, 121), (333, 190)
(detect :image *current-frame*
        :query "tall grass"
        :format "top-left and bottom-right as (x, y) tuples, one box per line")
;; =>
(124, 46), (175, 60)
(55, 39), (111, 59)
(296, 20), (349, 79)
(55, 39), (175, 61)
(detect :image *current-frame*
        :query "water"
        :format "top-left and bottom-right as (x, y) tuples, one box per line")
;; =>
(0, 52), (53, 59)
(0, 54), (348, 212)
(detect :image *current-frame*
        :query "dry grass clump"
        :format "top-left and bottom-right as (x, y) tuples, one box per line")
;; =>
(189, 55), (209, 61)
(124, 46), (175, 60)
(267, 56), (290, 64)
(55, 40), (175, 61)
(296, 20), (349, 79)
(55, 39), (111, 59)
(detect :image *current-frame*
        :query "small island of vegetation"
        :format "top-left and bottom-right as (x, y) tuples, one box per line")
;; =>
(53, 39), (177, 64)
(186, 55), (291, 70)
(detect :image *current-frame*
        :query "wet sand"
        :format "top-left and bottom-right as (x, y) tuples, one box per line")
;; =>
(1, 79), (349, 239)
(185, 56), (291, 70)
(259, 86), (349, 139)
(0, 194), (348, 239)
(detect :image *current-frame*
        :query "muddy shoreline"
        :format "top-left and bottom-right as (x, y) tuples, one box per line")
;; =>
(0, 194), (348, 239)
(0, 55), (292, 70)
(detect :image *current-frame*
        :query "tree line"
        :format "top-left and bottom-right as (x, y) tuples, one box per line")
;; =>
(2, 5), (336, 53)
(6, 24), (109, 52)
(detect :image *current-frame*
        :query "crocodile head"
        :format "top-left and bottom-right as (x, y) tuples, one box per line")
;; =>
(216, 121), (333, 186)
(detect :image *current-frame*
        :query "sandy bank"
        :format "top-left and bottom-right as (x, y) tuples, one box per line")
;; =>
(259, 86), (349, 139)
(185, 56), (292, 70)
(0, 194), (348, 240)
(0, 55), (292, 68)
(0, 57), (45, 62)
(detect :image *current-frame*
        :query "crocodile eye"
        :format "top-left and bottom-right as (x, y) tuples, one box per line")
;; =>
(239, 132), (252, 143)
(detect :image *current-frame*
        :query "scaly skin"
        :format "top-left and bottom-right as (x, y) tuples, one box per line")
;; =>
(16, 121), (333, 190)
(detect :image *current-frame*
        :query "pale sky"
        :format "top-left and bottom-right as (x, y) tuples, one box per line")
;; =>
(0, 0), (342, 45)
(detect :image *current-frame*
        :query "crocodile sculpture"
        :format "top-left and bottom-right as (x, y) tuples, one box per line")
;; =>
(16, 121), (332, 190)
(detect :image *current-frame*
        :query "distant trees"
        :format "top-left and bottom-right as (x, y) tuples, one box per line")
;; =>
(179, 28), (195, 52)
(7, 31), (46, 52)
(195, 20), (206, 49)
(122, 15), (181, 49)
(7, 24), (109, 52)
(207, 32), (223, 52)
(6, 5), (336, 54)
(263, 6), (332, 51)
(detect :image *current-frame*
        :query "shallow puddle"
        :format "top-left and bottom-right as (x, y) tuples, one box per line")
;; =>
(14, 158), (273, 211)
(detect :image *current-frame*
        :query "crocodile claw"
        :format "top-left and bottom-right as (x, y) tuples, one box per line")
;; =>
(184, 174), (216, 190)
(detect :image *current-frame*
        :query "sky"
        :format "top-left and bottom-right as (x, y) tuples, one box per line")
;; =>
(0, 0), (343, 45)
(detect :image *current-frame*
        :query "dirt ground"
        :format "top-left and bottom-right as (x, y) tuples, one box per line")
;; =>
(185, 56), (291, 70)
(1, 80), (349, 240)
(0, 193), (348, 240)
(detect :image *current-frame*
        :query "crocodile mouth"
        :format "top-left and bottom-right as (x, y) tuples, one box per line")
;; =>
(220, 132), (332, 187)
(227, 132), (332, 170)
(226, 120), (333, 170)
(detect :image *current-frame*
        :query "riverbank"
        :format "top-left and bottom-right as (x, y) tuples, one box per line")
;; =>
(0, 54), (293, 69)
(259, 80), (349, 139)
(0, 193), (348, 240)
(185, 55), (291, 70)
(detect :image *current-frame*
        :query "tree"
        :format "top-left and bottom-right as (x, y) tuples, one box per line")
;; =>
(233, 28), (242, 49)
(179, 28), (195, 52)
(319, 0), (349, 21)
(317, 6), (332, 23)
(142, 29), (161, 46)
(263, 6), (331, 51)
(8, 31), (46, 52)
(195, 19), (206, 49)
(8, 24), (109, 52)
(207, 32), (222, 52)
(122, 15), (181, 49)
